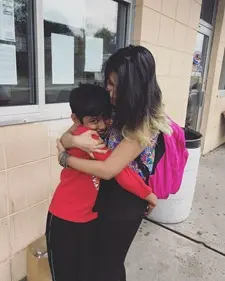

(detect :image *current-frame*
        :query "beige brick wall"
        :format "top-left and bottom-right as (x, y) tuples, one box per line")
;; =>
(0, 119), (71, 281)
(134, 0), (202, 126)
(201, 0), (225, 153)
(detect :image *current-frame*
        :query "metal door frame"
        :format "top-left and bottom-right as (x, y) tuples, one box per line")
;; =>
(195, 23), (214, 131)
(195, 0), (218, 131)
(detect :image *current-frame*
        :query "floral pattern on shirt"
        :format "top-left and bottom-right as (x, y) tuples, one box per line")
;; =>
(107, 126), (157, 180)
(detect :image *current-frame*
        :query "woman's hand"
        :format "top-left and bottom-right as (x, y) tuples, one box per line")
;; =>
(58, 130), (106, 159)
(60, 124), (106, 155)
(74, 130), (106, 155)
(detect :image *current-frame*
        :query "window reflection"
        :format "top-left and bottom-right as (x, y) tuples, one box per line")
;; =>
(200, 0), (215, 25)
(186, 32), (209, 129)
(44, 0), (119, 104)
(0, 0), (35, 107)
(219, 50), (225, 90)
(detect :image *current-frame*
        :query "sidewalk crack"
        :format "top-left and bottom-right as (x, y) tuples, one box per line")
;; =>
(144, 217), (225, 257)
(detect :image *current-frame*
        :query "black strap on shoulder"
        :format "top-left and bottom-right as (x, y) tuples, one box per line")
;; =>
(151, 132), (165, 175)
(135, 132), (166, 183)
(135, 155), (150, 185)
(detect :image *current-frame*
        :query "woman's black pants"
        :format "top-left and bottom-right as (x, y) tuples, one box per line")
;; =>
(94, 178), (147, 281)
(94, 218), (143, 281)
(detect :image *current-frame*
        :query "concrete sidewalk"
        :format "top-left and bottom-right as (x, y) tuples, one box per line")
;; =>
(126, 221), (225, 281)
(164, 145), (225, 253)
(126, 145), (225, 281)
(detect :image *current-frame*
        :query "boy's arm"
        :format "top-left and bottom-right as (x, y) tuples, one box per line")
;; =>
(93, 150), (153, 199)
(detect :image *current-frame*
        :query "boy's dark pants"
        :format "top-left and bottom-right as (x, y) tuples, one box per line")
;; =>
(46, 212), (97, 281)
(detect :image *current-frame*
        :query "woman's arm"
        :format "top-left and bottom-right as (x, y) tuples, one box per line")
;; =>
(91, 146), (152, 199)
(57, 137), (158, 210)
(58, 138), (144, 180)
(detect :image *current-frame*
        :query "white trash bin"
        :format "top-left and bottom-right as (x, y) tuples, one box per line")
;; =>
(149, 128), (202, 224)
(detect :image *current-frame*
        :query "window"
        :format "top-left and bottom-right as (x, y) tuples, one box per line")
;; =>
(200, 0), (216, 25)
(0, 0), (36, 107)
(0, 0), (132, 125)
(218, 50), (225, 96)
(44, 0), (125, 104)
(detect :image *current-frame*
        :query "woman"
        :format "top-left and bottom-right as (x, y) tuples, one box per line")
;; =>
(58, 45), (172, 281)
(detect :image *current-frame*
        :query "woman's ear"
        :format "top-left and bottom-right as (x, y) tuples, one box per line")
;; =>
(71, 113), (80, 125)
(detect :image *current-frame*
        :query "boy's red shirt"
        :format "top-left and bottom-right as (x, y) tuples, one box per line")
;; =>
(49, 126), (152, 223)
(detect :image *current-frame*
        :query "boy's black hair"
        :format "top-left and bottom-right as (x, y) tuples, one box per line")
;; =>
(69, 83), (111, 123)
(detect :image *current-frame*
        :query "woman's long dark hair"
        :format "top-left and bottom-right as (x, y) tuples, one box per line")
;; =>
(105, 45), (171, 144)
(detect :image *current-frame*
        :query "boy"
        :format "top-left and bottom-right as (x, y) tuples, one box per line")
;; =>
(46, 84), (155, 281)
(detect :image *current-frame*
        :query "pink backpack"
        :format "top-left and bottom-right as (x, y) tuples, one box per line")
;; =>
(149, 120), (189, 199)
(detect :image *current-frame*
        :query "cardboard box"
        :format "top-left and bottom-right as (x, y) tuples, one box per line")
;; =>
(27, 236), (52, 281)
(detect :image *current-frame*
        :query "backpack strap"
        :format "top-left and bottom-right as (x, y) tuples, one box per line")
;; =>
(135, 155), (150, 185)
(135, 133), (165, 184)
(151, 132), (165, 175)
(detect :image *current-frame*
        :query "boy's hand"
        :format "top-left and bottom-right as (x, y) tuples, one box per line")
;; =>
(145, 193), (157, 215)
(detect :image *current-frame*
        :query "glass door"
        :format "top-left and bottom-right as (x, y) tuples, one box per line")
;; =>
(186, 0), (218, 131)
(185, 25), (212, 130)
